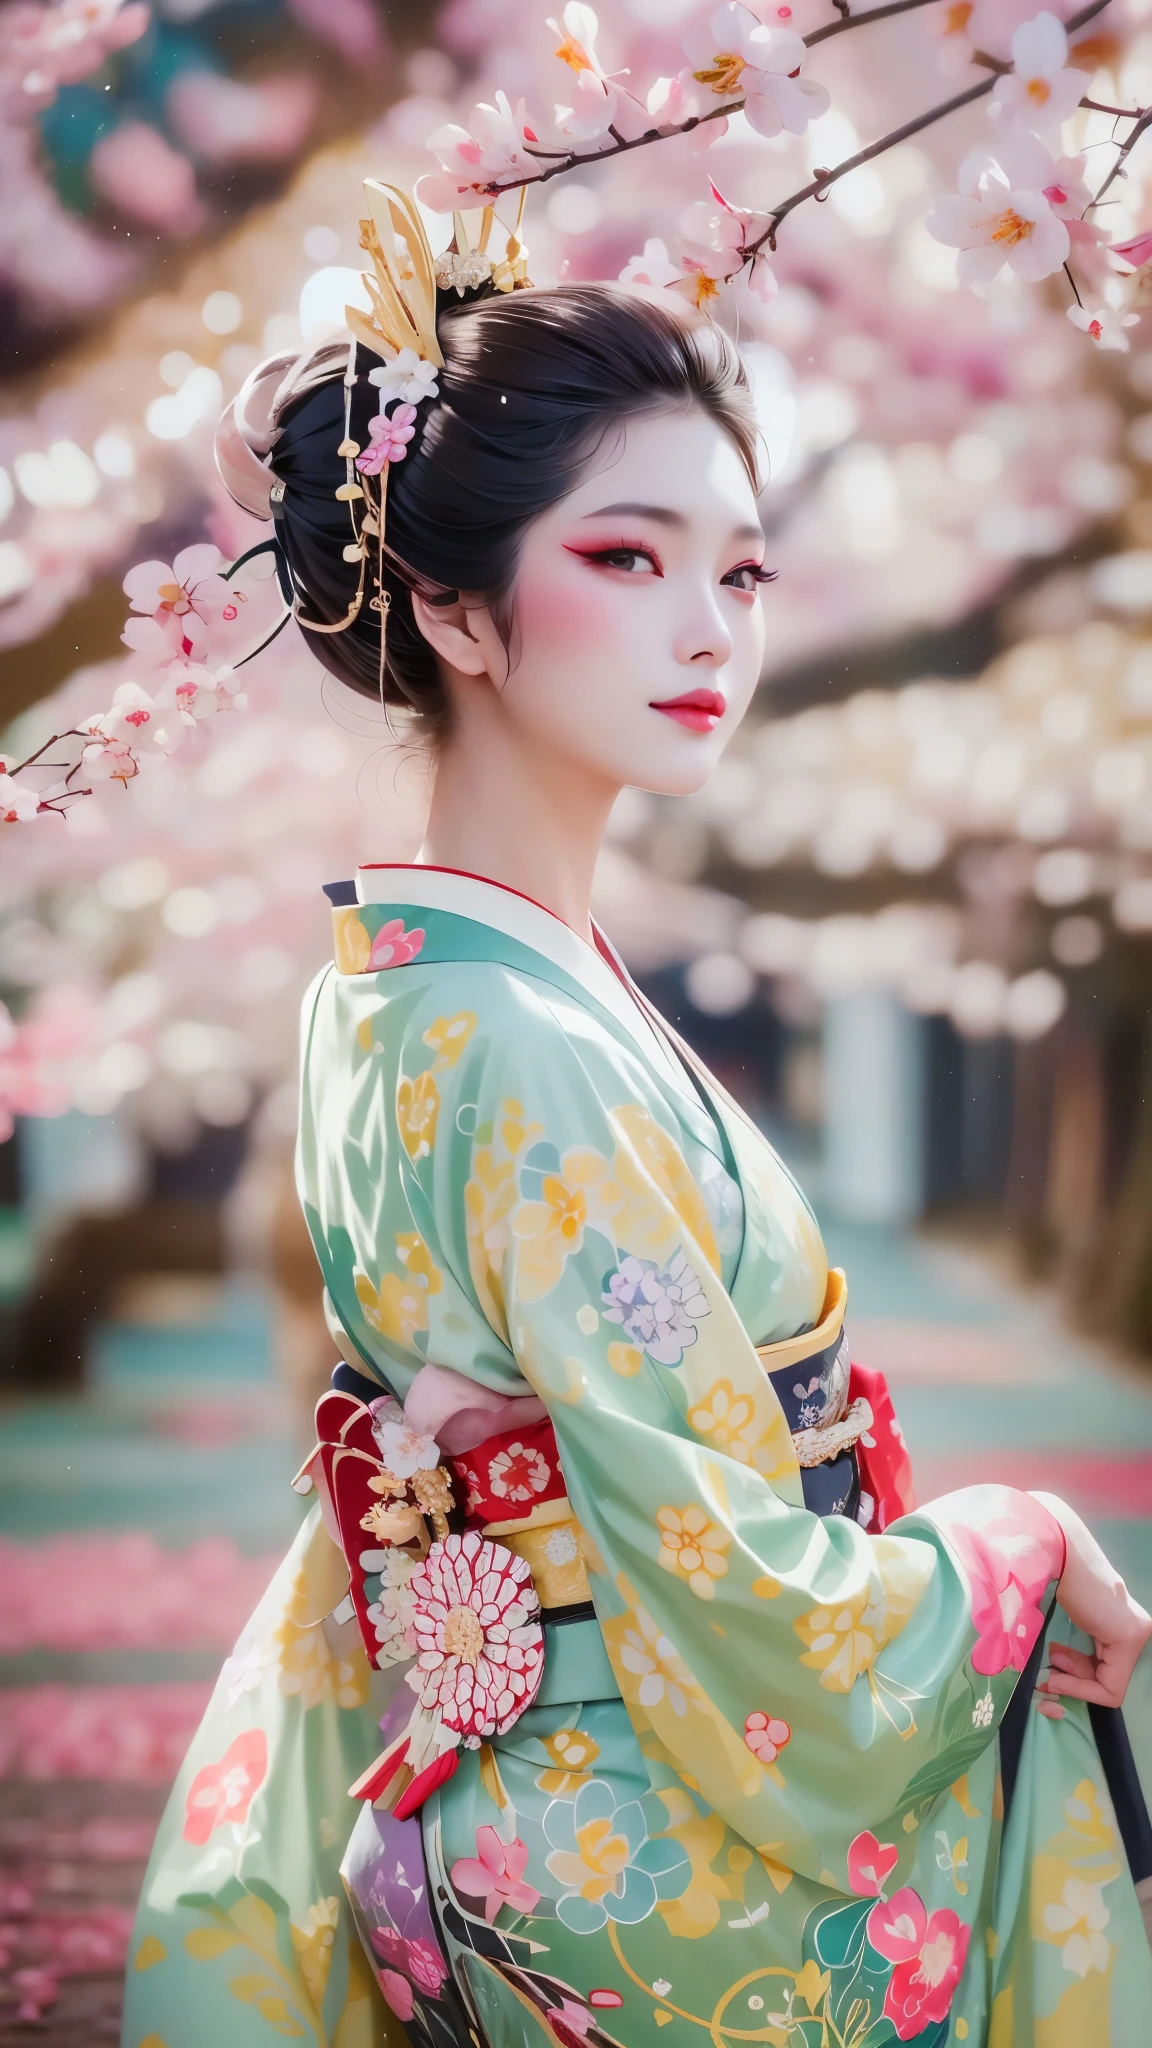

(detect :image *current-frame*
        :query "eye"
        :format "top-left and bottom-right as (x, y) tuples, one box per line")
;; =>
(722, 563), (777, 593)
(565, 543), (663, 576)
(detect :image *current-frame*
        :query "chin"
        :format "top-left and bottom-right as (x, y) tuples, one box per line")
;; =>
(630, 739), (728, 798)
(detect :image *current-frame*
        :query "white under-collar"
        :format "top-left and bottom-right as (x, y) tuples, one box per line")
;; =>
(355, 863), (672, 1065)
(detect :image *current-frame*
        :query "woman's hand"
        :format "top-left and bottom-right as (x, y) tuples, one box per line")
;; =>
(1029, 1490), (1152, 1718)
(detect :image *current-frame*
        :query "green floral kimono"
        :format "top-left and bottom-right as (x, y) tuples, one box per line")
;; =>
(124, 865), (1152, 2048)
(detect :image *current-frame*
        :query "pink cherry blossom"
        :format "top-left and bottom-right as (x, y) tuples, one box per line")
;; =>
(867, 1888), (971, 2040)
(418, 91), (544, 209)
(356, 403), (419, 476)
(182, 1727), (267, 1845)
(79, 734), (139, 786)
(619, 238), (683, 289)
(744, 1710), (791, 1763)
(449, 1825), (542, 1922)
(122, 544), (232, 665)
(931, 1487), (1063, 1674)
(847, 1829), (899, 1897)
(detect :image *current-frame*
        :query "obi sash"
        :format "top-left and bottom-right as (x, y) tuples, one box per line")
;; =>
(321, 1268), (915, 1625)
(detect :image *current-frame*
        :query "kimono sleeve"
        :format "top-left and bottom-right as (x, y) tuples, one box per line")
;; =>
(406, 973), (1065, 1882)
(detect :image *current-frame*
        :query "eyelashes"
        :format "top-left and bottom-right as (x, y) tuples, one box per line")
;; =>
(565, 543), (779, 587)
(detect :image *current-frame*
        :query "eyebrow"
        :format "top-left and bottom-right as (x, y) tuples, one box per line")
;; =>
(581, 500), (764, 544)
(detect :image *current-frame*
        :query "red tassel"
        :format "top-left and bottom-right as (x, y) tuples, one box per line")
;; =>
(393, 1745), (459, 1821)
(349, 1731), (410, 1803)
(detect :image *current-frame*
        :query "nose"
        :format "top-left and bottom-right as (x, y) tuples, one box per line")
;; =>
(672, 585), (733, 670)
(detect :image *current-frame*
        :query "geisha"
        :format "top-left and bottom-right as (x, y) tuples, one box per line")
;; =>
(124, 185), (1152, 2048)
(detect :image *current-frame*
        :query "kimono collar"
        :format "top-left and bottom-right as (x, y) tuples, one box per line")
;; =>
(330, 862), (673, 1068)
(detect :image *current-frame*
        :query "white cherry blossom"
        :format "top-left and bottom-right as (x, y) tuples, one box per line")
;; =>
(368, 349), (440, 406)
(0, 765), (39, 824)
(927, 137), (1070, 285)
(990, 13), (1085, 135)
(682, 3), (829, 141)
(1068, 302), (1140, 351)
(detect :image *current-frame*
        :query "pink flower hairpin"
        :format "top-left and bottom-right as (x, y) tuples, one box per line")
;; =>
(356, 403), (418, 476)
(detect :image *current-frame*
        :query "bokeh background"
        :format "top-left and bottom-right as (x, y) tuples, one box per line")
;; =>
(4, 0), (1152, 2037)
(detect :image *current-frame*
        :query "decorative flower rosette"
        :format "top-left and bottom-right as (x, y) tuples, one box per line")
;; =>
(406, 1530), (545, 1741)
(351, 1531), (545, 1819)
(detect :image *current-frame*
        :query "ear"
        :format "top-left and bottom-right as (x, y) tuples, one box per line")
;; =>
(411, 592), (489, 678)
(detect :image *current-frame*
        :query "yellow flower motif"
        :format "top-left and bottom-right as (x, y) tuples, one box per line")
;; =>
(793, 1544), (924, 1693)
(396, 1231), (442, 1296)
(607, 1341), (643, 1377)
(355, 1269), (427, 1348)
(333, 908), (371, 975)
(396, 1068), (439, 1161)
(656, 1503), (730, 1600)
(422, 1011), (477, 1068)
(611, 1103), (719, 1273)
(290, 1897), (340, 2013)
(1043, 1877), (1111, 1977)
(546, 1815), (632, 1905)
(538, 1726), (602, 1796)
(609, 1600), (701, 1718)
(793, 1959), (831, 2013)
(688, 1380), (755, 1452)
(512, 1172), (588, 1301)
(465, 1145), (518, 1343)
(653, 1790), (738, 1940)
(273, 1573), (370, 1711)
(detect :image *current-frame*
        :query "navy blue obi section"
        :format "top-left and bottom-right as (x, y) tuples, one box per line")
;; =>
(764, 1329), (860, 1522)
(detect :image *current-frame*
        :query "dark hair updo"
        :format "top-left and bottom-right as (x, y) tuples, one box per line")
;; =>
(269, 283), (760, 738)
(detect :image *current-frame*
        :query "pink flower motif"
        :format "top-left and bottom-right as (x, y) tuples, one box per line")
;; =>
(450, 1825), (542, 1923)
(488, 1442), (550, 1503)
(405, 1937), (448, 1994)
(743, 1711), (791, 1764)
(367, 918), (425, 970)
(356, 404), (418, 476)
(867, 1889), (971, 2041)
(847, 1829), (899, 1898)
(378, 1968), (414, 2020)
(182, 1727), (267, 1845)
(407, 1531), (544, 1742)
(370, 1926), (407, 1970)
(547, 1998), (596, 2048)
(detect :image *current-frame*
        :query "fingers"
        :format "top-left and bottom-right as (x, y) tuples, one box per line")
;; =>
(1033, 1692), (1065, 1719)
(1047, 1644), (1096, 1681)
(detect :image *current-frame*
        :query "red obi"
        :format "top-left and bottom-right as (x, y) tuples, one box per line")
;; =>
(447, 1418), (569, 1527)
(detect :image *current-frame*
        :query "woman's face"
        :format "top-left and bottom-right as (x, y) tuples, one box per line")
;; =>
(463, 405), (769, 796)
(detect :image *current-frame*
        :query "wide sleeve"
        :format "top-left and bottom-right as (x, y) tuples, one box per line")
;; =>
(387, 968), (1065, 1883)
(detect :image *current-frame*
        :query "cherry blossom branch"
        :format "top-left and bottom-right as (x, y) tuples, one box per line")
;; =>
(8, 732), (84, 778)
(806, 0), (949, 51)
(752, 73), (999, 252)
(1089, 105), (1152, 212)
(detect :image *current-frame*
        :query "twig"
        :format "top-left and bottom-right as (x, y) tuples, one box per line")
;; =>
(807, 0), (948, 50)
(8, 730), (84, 778)
(1089, 105), (1152, 212)
(752, 73), (1000, 250)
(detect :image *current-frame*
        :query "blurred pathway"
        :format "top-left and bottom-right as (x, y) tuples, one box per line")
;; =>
(0, 1246), (1150, 2040)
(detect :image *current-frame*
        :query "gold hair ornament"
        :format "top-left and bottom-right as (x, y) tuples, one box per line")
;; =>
(293, 180), (531, 676)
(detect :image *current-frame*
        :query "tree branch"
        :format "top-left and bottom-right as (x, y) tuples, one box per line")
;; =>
(1090, 105), (1152, 212)
(752, 72), (999, 250)
(806, 0), (949, 51)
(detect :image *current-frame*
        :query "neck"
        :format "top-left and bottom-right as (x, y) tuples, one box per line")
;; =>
(417, 693), (619, 943)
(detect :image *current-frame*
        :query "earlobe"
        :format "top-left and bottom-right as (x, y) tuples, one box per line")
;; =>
(411, 592), (489, 677)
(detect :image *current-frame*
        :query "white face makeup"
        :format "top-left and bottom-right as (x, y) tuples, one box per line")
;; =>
(444, 405), (769, 798)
